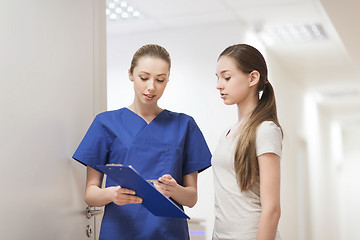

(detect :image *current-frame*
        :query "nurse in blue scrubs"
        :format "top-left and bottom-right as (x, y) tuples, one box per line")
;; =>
(73, 44), (211, 240)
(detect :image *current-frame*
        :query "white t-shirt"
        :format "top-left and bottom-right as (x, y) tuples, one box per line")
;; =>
(212, 121), (282, 240)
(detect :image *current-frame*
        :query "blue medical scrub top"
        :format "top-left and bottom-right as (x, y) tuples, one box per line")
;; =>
(73, 108), (211, 240)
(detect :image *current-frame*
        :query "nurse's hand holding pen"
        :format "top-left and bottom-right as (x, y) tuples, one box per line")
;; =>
(111, 186), (143, 206)
(153, 174), (178, 198)
(153, 173), (198, 208)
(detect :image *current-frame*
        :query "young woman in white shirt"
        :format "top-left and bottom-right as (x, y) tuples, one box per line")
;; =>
(213, 44), (283, 240)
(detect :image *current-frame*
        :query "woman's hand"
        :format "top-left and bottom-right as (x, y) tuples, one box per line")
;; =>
(153, 172), (198, 207)
(111, 186), (143, 206)
(85, 166), (143, 207)
(153, 174), (179, 198)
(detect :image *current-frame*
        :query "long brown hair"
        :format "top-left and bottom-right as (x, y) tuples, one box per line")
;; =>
(129, 44), (171, 74)
(219, 44), (283, 191)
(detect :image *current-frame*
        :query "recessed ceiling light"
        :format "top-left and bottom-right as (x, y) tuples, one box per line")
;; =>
(108, 2), (115, 9)
(133, 11), (140, 18)
(109, 13), (117, 20)
(106, 0), (142, 21)
(258, 23), (328, 45)
(115, 7), (122, 14)
(120, 1), (127, 8)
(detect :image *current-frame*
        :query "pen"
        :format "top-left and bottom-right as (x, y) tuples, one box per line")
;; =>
(146, 179), (163, 183)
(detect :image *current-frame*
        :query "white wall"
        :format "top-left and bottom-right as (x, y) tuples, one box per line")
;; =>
(107, 22), (304, 239)
(304, 101), (340, 240)
(317, 109), (340, 240)
(302, 95), (352, 240)
(265, 51), (304, 240)
(337, 127), (360, 240)
(312, 112), (360, 240)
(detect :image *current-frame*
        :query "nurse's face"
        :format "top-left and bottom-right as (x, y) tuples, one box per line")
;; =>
(129, 56), (170, 105)
(216, 56), (253, 106)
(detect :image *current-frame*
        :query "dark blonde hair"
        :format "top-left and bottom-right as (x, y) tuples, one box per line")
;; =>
(219, 44), (283, 192)
(130, 44), (171, 74)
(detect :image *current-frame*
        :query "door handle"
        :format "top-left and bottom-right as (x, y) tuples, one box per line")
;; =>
(86, 207), (104, 219)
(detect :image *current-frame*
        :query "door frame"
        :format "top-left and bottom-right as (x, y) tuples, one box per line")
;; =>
(92, 0), (107, 238)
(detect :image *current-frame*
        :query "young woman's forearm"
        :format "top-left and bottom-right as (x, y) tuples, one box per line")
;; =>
(257, 153), (281, 240)
(256, 207), (281, 240)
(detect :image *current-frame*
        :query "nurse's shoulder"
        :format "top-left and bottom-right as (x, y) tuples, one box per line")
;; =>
(164, 110), (200, 131)
(164, 109), (196, 123)
(91, 108), (127, 126)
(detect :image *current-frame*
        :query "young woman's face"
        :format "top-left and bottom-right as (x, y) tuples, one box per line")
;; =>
(216, 56), (252, 105)
(129, 56), (170, 105)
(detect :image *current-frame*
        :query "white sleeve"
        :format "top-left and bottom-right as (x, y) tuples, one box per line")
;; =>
(256, 121), (282, 158)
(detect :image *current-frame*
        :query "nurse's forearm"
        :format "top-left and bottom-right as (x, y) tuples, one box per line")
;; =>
(170, 185), (197, 208)
(85, 166), (116, 207)
(85, 185), (117, 207)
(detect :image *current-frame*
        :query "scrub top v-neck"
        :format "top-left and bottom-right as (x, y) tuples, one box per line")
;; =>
(124, 107), (165, 125)
(73, 108), (211, 240)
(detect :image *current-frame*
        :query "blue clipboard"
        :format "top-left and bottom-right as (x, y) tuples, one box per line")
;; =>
(96, 164), (190, 219)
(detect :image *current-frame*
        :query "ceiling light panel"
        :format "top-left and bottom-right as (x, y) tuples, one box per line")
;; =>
(258, 23), (328, 45)
(129, 0), (226, 17)
(106, 0), (142, 21)
(221, 0), (313, 8)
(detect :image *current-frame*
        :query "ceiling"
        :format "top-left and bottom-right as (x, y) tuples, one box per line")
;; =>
(106, 0), (360, 131)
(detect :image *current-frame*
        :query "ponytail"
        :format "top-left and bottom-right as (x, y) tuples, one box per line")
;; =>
(234, 81), (282, 191)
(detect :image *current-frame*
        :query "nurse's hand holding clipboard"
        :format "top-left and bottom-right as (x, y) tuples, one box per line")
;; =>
(111, 186), (143, 206)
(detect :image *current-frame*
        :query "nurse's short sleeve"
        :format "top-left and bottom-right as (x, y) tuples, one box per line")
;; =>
(256, 121), (282, 158)
(72, 114), (109, 170)
(182, 117), (212, 176)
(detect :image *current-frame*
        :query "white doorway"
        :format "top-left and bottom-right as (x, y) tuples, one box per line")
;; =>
(0, 0), (106, 239)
